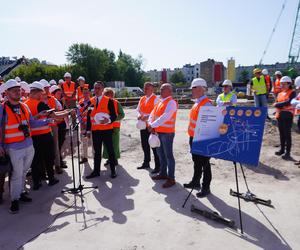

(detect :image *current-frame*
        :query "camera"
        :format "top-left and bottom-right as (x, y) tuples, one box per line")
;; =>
(18, 124), (30, 138)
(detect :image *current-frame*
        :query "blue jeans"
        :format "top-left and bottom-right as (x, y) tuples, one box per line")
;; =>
(156, 133), (175, 179)
(254, 94), (268, 107)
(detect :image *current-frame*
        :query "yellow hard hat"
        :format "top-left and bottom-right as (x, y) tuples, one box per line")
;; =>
(253, 68), (262, 74)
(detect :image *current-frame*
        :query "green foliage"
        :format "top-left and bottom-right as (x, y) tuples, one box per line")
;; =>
(170, 71), (185, 84)
(7, 43), (146, 87)
(115, 88), (134, 98)
(238, 70), (249, 83)
(282, 67), (298, 79)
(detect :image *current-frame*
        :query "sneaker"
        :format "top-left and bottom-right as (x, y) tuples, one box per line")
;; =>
(19, 193), (32, 202)
(162, 179), (176, 188)
(183, 182), (201, 189)
(48, 178), (59, 186)
(86, 171), (100, 179)
(275, 150), (285, 156)
(9, 200), (19, 214)
(196, 189), (211, 198)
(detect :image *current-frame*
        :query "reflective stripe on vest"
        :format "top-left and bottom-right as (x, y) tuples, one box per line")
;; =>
(46, 95), (57, 127)
(90, 96), (113, 130)
(219, 92), (236, 106)
(295, 95), (300, 115)
(152, 97), (177, 133)
(63, 82), (76, 99)
(275, 89), (295, 119)
(77, 84), (89, 102)
(273, 79), (282, 94)
(78, 98), (91, 123)
(188, 97), (211, 137)
(4, 102), (31, 144)
(112, 99), (121, 128)
(264, 75), (271, 91)
(252, 76), (267, 95)
(24, 98), (51, 136)
(139, 95), (157, 116)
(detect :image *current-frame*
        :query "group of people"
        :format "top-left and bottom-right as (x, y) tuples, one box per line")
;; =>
(0, 73), (125, 214)
(0, 68), (299, 215)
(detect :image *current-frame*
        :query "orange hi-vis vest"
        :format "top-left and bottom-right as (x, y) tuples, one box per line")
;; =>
(3, 102), (31, 144)
(62, 81), (76, 100)
(264, 75), (271, 92)
(112, 99), (120, 128)
(139, 95), (157, 116)
(295, 94), (300, 115)
(152, 97), (177, 133)
(90, 96), (113, 131)
(77, 84), (89, 102)
(45, 95), (57, 127)
(78, 98), (91, 123)
(188, 97), (211, 137)
(273, 79), (282, 94)
(24, 98), (51, 136)
(275, 89), (295, 119)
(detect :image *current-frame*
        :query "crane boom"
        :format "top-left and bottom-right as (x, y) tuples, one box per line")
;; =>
(289, 0), (300, 64)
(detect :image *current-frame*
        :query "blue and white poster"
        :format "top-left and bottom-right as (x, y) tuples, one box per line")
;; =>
(191, 106), (267, 166)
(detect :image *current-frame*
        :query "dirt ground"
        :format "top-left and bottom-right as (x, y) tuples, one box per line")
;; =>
(0, 108), (299, 250)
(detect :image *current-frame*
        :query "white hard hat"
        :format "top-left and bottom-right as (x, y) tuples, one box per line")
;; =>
(64, 72), (71, 78)
(20, 81), (30, 93)
(148, 133), (161, 148)
(190, 78), (207, 88)
(39, 79), (50, 88)
(15, 76), (21, 82)
(58, 79), (64, 84)
(222, 79), (232, 87)
(3, 79), (20, 91)
(136, 120), (147, 130)
(49, 79), (57, 85)
(280, 76), (292, 83)
(294, 76), (300, 89)
(49, 85), (61, 94)
(262, 69), (268, 75)
(30, 81), (44, 91)
(94, 112), (110, 124)
(77, 76), (85, 81)
(275, 71), (282, 76)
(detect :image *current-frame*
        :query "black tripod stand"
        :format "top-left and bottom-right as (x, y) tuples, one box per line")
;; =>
(62, 113), (97, 201)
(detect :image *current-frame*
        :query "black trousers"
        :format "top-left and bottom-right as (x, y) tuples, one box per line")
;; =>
(31, 133), (55, 185)
(140, 128), (160, 168)
(58, 123), (67, 165)
(92, 130), (116, 175)
(189, 137), (211, 190)
(0, 172), (6, 194)
(277, 112), (293, 153)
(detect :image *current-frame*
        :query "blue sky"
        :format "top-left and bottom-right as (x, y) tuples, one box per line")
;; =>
(0, 0), (298, 70)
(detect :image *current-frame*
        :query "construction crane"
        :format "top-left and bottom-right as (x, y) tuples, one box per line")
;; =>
(288, 0), (300, 65)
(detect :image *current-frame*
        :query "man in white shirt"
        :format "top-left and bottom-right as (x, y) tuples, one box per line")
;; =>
(148, 83), (178, 188)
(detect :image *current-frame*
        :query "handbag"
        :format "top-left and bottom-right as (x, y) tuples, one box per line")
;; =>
(0, 104), (12, 173)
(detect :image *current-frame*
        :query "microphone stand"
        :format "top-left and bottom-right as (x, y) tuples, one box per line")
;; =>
(62, 108), (97, 202)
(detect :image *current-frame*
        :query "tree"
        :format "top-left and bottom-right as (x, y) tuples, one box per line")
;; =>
(238, 70), (249, 83)
(170, 71), (185, 84)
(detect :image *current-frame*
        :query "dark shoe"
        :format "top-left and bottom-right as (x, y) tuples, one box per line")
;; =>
(275, 150), (285, 156)
(104, 160), (110, 166)
(55, 166), (63, 174)
(282, 153), (291, 160)
(9, 200), (19, 214)
(79, 158), (88, 164)
(196, 189), (211, 198)
(86, 172), (100, 179)
(60, 163), (68, 169)
(294, 161), (300, 166)
(110, 172), (117, 179)
(151, 168), (160, 174)
(137, 164), (150, 170)
(151, 175), (168, 180)
(19, 193), (32, 202)
(162, 179), (176, 188)
(48, 178), (59, 186)
(183, 182), (201, 189)
(33, 183), (42, 191)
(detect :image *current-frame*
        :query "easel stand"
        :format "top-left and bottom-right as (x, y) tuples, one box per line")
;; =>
(62, 114), (97, 202)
